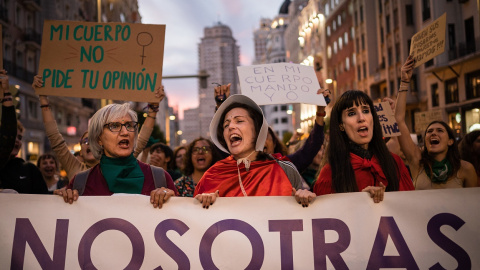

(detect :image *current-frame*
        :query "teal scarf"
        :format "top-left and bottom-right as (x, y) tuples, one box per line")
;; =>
(100, 154), (144, 193)
(425, 159), (452, 183)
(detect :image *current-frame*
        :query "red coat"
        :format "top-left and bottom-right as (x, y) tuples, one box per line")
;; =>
(194, 154), (293, 197)
(314, 153), (414, 195)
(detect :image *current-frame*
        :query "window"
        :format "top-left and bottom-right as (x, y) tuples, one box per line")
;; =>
(465, 17), (476, 54)
(445, 78), (459, 104)
(363, 63), (367, 79)
(354, 11), (358, 26)
(466, 70), (480, 99)
(274, 106), (278, 112)
(406, 5), (414, 26)
(388, 48), (392, 66)
(393, 9), (398, 29)
(274, 118), (279, 124)
(422, 0), (431, 21)
(431, 83), (439, 107)
(334, 41), (337, 54)
(361, 34), (365, 51)
(325, 3), (330, 16)
(380, 27), (384, 43)
(346, 57), (350, 71)
(327, 46), (332, 58)
(339, 37), (343, 50)
(448, 24), (456, 60)
(378, 0), (382, 13)
(357, 65), (361, 80)
(327, 26), (331, 36)
(338, 15), (342, 26)
(425, 59), (433, 67)
(333, 21), (336, 31)
(28, 99), (38, 120)
(356, 38), (359, 53)
(386, 15), (390, 33)
(360, 6), (364, 22)
(395, 43), (400, 63)
(281, 105), (287, 111)
(344, 32), (349, 44)
(281, 117), (288, 123)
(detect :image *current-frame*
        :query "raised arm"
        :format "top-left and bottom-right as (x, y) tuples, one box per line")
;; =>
(394, 56), (422, 168)
(287, 89), (329, 172)
(34, 75), (84, 180)
(134, 85), (165, 158)
(0, 70), (17, 169)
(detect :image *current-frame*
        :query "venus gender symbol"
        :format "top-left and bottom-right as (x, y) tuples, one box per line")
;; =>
(137, 32), (153, 65)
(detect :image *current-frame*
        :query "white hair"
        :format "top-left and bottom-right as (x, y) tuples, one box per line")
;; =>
(88, 103), (138, 159)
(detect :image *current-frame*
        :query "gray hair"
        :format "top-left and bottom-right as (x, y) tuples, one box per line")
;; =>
(88, 103), (138, 159)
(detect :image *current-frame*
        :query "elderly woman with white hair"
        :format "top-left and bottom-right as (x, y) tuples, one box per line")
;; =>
(194, 95), (316, 208)
(55, 103), (178, 208)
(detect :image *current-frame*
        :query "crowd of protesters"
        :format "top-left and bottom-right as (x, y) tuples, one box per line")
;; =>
(0, 56), (478, 206)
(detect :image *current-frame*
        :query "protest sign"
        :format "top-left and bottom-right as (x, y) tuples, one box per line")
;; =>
(374, 101), (400, 137)
(237, 63), (325, 106)
(414, 109), (444, 133)
(37, 20), (165, 102)
(1, 188), (479, 269)
(409, 13), (446, 68)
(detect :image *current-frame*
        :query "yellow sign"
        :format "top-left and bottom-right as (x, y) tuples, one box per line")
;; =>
(38, 20), (165, 102)
(409, 13), (446, 68)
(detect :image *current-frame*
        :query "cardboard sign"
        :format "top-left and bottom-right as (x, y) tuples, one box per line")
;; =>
(409, 13), (446, 68)
(237, 63), (325, 106)
(1, 188), (480, 269)
(414, 109), (444, 134)
(37, 20), (165, 102)
(374, 101), (400, 137)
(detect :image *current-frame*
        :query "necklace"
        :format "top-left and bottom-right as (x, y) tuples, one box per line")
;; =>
(235, 150), (257, 196)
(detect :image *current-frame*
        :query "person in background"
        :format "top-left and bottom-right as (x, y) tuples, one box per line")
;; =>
(395, 56), (477, 189)
(314, 90), (414, 203)
(149, 143), (182, 181)
(172, 145), (187, 174)
(0, 120), (48, 194)
(0, 69), (16, 170)
(174, 137), (221, 197)
(194, 94), (316, 208)
(33, 75), (165, 180)
(55, 103), (178, 207)
(37, 153), (68, 193)
(459, 130), (480, 186)
(0, 70), (48, 194)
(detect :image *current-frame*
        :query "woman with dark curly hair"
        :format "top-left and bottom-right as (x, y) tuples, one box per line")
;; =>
(174, 138), (221, 197)
(395, 56), (477, 189)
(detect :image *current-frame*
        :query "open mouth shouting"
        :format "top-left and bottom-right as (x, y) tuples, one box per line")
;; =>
(119, 139), (130, 149)
(230, 134), (243, 147)
(358, 126), (369, 137)
(430, 138), (440, 145)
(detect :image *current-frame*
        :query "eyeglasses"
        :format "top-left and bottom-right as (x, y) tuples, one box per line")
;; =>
(103, 121), (138, 132)
(192, 146), (211, 155)
(80, 138), (89, 145)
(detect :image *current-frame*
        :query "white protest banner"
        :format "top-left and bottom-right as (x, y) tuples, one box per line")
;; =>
(374, 101), (400, 137)
(37, 20), (165, 103)
(1, 188), (479, 269)
(237, 63), (325, 106)
(414, 109), (444, 133)
(409, 13), (446, 68)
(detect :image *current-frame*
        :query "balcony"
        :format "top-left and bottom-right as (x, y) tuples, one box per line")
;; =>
(448, 39), (478, 61)
(23, 0), (41, 11)
(24, 28), (42, 49)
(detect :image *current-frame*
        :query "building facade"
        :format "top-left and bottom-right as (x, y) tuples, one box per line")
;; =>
(182, 22), (240, 144)
(1, 0), (142, 162)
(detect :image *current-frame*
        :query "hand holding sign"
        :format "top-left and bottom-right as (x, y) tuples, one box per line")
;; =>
(409, 13), (446, 68)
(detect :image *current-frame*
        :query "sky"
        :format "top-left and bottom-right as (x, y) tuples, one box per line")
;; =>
(138, 0), (285, 118)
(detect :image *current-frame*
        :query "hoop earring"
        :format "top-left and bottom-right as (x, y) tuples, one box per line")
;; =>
(339, 125), (345, 131)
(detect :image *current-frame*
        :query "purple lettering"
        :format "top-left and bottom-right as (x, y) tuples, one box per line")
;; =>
(312, 218), (350, 269)
(427, 213), (471, 270)
(11, 218), (69, 269)
(367, 216), (418, 269)
(154, 219), (190, 270)
(78, 218), (144, 270)
(199, 219), (264, 270)
(269, 219), (303, 270)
